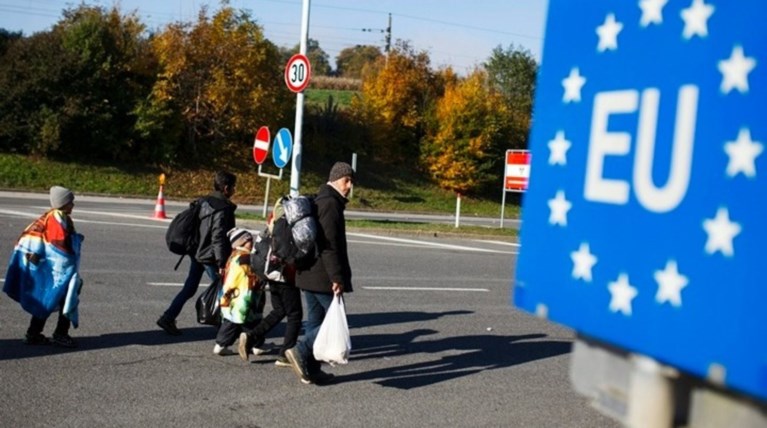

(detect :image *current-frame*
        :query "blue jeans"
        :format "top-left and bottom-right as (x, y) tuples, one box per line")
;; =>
(296, 290), (334, 375)
(163, 258), (218, 321)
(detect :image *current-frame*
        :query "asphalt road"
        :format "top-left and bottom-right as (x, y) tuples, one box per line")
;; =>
(0, 192), (616, 427)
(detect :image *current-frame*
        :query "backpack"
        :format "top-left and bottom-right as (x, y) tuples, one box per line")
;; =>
(165, 197), (213, 270)
(250, 194), (319, 282)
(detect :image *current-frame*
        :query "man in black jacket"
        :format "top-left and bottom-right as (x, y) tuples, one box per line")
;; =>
(285, 162), (354, 385)
(157, 171), (238, 336)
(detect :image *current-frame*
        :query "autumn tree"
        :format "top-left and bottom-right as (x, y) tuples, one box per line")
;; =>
(484, 44), (537, 150)
(335, 45), (382, 78)
(140, 6), (291, 164)
(351, 41), (440, 163)
(421, 69), (511, 195)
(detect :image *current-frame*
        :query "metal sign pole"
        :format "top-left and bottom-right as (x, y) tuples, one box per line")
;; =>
(349, 152), (357, 199)
(258, 164), (284, 219)
(263, 176), (271, 218)
(500, 189), (506, 228)
(455, 193), (461, 228)
(289, 0), (311, 197)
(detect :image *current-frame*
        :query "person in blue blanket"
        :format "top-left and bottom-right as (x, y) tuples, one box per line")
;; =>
(3, 186), (84, 348)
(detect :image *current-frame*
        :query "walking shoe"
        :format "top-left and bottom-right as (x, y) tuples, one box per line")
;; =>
(213, 344), (234, 356)
(52, 334), (78, 348)
(157, 316), (182, 336)
(285, 347), (310, 384)
(274, 356), (291, 367)
(250, 334), (269, 356)
(238, 332), (250, 361)
(23, 333), (50, 345)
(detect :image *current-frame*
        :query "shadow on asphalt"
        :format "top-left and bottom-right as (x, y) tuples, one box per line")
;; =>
(347, 310), (473, 329)
(0, 325), (219, 360)
(0, 310), (568, 389)
(337, 330), (571, 390)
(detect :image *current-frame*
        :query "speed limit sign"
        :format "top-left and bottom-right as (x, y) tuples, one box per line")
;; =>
(284, 53), (311, 93)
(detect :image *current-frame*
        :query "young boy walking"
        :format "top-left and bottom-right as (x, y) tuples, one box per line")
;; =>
(213, 228), (266, 355)
(3, 186), (84, 348)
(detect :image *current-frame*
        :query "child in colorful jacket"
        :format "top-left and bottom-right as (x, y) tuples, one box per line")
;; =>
(213, 228), (265, 355)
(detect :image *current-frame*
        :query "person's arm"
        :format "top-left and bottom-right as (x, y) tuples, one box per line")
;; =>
(210, 209), (231, 270)
(318, 201), (344, 293)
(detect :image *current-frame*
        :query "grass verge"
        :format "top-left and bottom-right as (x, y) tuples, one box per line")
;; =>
(0, 153), (521, 237)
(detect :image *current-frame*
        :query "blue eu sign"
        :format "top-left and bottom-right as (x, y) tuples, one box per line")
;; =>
(514, 1), (766, 401)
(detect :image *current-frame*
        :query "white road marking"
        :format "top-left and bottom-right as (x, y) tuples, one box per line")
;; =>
(0, 208), (167, 229)
(470, 239), (520, 247)
(148, 282), (183, 287)
(75, 209), (172, 222)
(348, 232), (516, 254)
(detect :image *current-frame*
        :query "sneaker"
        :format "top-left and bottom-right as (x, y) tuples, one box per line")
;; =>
(23, 333), (50, 345)
(237, 332), (250, 361)
(213, 344), (234, 356)
(157, 316), (181, 336)
(285, 347), (310, 384)
(252, 344), (268, 356)
(274, 356), (291, 367)
(52, 334), (78, 348)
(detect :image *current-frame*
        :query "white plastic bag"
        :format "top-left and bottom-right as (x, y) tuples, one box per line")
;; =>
(313, 295), (351, 365)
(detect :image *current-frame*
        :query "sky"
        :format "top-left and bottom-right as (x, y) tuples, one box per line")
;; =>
(0, 0), (548, 74)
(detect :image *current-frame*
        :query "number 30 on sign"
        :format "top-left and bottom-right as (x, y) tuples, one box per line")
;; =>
(284, 53), (311, 93)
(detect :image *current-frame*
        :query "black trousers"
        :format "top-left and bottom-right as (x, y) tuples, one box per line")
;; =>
(27, 307), (70, 337)
(215, 319), (258, 347)
(251, 282), (303, 357)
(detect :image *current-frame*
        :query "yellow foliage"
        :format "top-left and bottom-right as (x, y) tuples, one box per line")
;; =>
(148, 6), (290, 149)
(422, 69), (510, 194)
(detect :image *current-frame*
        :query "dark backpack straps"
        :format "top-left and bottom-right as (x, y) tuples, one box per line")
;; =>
(173, 254), (186, 271)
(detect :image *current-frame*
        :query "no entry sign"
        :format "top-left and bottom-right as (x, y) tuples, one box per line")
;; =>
(252, 126), (270, 165)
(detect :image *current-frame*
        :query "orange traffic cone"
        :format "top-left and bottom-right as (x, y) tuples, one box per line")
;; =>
(153, 184), (167, 220)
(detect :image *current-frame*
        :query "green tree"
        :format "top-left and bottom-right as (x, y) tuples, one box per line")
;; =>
(483, 44), (537, 151)
(0, 29), (21, 56)
(285, 38), (331, 76)
(335, 45), (382, 78)
(421, 69), (511, 195)
(142, 6), (291, 164)
(0, 6), (156, 161)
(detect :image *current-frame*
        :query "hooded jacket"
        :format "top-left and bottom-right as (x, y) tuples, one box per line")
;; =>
(195, 191), (237, 268)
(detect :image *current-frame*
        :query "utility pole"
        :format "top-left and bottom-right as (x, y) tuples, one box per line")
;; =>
(385, 13), (391, 54)
(361, 13), (391, 54)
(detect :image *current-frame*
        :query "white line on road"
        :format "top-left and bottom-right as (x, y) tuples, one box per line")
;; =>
(471, 239), (520, 247)
(363, 286), (489, 292)
(348, 232), (516, 254)
(0, 209), (168, 229)
(75, 209), (172, 222)
(148, 282), (183, 287)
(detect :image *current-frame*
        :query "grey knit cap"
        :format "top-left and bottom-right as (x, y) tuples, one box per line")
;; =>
(49, 186), (74, 209)
(227, 228), (252, 246)
(328, 162), (355, 182)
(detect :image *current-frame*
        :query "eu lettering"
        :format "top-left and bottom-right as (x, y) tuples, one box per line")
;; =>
(584, 86), (698, 213)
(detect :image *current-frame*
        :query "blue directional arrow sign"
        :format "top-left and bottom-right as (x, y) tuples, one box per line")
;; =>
(272, 128), (293, 169)
(513, 1), (766, 401)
